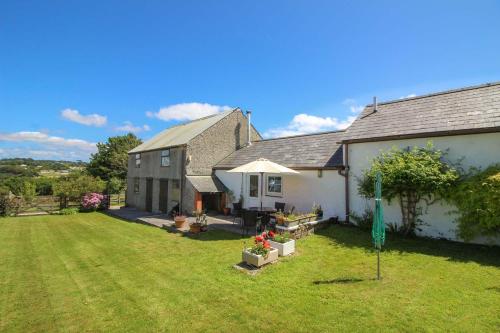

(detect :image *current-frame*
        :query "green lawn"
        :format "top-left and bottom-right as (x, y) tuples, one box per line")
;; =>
(0, 213), (499, 332)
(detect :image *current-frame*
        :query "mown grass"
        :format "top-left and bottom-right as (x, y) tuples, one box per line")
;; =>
(0, 213), (499, 332)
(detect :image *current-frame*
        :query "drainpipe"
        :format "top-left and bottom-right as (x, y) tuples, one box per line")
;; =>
(337, 142), (350, 223)
(246, 110), (252, 146)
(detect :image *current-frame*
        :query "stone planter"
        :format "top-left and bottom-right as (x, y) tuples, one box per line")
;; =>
(174, 216), (187, 229)
(242, 248), (278, 267)
(269, 239), (295, 256)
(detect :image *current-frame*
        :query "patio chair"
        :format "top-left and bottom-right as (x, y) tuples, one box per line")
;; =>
(274, 202), (286, 213)
(241, 209), (261, 236)
(232, 202), (243, 225)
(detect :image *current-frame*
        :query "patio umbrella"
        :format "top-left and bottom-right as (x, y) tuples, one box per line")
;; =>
(372, 171), (385, 280)
(227, 158), (299, 209)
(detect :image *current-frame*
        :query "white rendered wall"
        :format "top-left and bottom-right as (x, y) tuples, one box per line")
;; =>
(348, 132), (500, 244)
(215, 169), (345, 219)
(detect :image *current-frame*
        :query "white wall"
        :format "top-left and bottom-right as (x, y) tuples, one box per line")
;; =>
(215, 169), (345, 219)
(348, 132), (500, 244)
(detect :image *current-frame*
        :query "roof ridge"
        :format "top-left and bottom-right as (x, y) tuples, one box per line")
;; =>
(165, 107), (238, 130)
(257, 129), (346, 142)
(366, 81), (500, 107)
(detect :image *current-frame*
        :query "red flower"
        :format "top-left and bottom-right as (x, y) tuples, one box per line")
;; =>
(268, 231), (275, 238)
(263, 240), (271, 249)
(255, 236), (264, 242)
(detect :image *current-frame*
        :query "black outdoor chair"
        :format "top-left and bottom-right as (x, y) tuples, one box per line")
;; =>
(232, 202), (243, 225)
(274, 202), (286, 213)
(241, 209), (261, 236)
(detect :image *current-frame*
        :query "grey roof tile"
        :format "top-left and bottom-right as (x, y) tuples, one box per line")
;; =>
(343, 82), (500, 142)
(214, 131), (345, 169)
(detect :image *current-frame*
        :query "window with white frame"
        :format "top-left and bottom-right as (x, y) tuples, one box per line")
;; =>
(249, 175), (259, 197)
(135, 153), (141, 168)
(161, 149), (170, 167)
(133, 178), (140, 193)
(266, 175), (282, 196)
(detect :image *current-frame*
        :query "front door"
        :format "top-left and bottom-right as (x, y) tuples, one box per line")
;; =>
(145, 178), (153, 212)
(159, 179), (169, 213)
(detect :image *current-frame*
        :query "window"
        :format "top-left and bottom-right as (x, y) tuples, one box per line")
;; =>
(133, 178), (140, 193)
(135, 153), (141, 168)
(161, 149), (170, 167)
(249, 175), (259, 197)
(267, 176), (282, 195)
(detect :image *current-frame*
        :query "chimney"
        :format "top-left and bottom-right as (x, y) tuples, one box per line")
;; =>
(246, 110), (252, 146)
(373, 96), (378, 112)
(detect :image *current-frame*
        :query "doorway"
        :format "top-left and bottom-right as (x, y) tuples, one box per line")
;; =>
(145, 178), (153, 212)
(159, 179), (169, 213)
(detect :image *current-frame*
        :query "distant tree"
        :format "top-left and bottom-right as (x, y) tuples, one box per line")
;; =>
(87, 133), (142, 182)
(34, 177), (55, 195)
(358, 143), (459, 236)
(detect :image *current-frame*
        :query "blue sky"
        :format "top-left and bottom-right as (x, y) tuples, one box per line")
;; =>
(1, 0), (499, 161)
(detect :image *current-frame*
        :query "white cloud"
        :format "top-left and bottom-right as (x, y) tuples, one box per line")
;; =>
(0, 147), (88, 160)
(61, 108), (107, 127)
(400, 93), (417, 99)
(263, 99), (364, 138)
(263, 113), (358, 138)
(148, 102), (232, 121)
(0, 131), (96, 152)
(115, 121), (151, 133)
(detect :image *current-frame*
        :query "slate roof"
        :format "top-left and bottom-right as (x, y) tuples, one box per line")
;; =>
(214, 131), (345, 169)
(129, 109), (236, 153)
(342, 82), (500, 143)
(186, 175), (226, 193)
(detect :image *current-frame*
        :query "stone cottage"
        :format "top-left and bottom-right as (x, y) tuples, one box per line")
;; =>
(126, 108), (260, 214)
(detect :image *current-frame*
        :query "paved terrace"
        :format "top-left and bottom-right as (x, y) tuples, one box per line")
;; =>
(106, 207), (244, 235)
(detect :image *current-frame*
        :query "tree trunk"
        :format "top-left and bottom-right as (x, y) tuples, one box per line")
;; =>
(399, 191), (418, 236)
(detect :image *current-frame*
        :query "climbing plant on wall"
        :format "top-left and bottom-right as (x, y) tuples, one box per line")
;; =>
(446, 164), (500, 241)
(358, 142), (460, 236)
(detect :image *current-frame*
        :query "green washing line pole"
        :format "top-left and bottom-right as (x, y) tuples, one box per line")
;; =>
(372, 171), (385, 280)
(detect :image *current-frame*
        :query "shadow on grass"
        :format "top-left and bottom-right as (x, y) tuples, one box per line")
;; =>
(313, 277), (365, 285)
(316, 224), (500, 268)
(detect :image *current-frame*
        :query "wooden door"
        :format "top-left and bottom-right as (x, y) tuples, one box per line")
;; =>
(159, 179), (169, 213)
(145, 178), (153, 212)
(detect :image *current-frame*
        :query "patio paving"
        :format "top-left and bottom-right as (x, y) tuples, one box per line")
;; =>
(106, 207), (244, 235)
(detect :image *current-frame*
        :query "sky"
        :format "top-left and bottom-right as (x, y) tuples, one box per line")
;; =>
(1, 0), (499, 161)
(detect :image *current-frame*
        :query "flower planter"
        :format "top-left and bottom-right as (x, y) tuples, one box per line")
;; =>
(268, 239), (295, 256)
(174, 216), (187, 229)
(242, 248), (278, 267)
(223, 207), (231, 216)
(190, 224), (201, 234)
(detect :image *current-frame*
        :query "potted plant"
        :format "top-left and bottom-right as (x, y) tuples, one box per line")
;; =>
(190, 211), (208, 233)
(312, 203), (323, 219)
(242, 233), (278, 267)
(174, 213), (187, 229)
(275, 211), (285, 225)
(267, 231), (295, 256)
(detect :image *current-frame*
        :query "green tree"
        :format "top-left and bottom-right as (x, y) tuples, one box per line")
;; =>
(358, 142), (459, 236)
(447, 164), (500, 241)
(87, 134), (142, 182)
(53, 172), (106, 208)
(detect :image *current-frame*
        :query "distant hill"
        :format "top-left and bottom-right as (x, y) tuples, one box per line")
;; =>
(0, 158), (87, 179)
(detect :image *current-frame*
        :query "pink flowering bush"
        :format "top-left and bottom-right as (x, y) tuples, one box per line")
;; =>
(81, 192), (104, 211)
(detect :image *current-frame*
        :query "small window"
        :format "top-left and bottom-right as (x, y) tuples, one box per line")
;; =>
(249, 175), (259, 197)
(133, 178), (140, 193)
(161, 149), (170, 167)
(267, 176), (282, 195)
(135, 153), (141, 168)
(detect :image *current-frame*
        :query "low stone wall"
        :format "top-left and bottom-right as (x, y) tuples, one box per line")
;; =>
(276, 217), (338, 239)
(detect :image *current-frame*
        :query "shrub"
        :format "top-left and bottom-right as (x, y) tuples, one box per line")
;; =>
(59, 207), (79, 215)
(350, 209), (373, 230)
(446, 164), (500, 241)
(0, 194), (24, 217)
(358, 142), (459, 236)
(81, 193), (104, 211)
